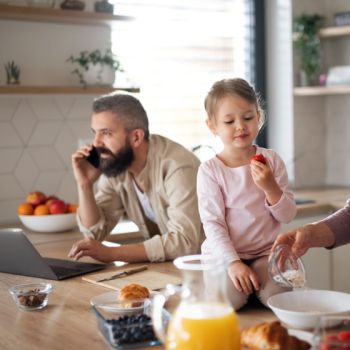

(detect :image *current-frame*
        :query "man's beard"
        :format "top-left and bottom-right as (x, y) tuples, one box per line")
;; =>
(96, 139), (134, 177)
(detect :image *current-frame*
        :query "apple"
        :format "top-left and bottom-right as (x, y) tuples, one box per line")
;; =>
(26, 191), (46, 206)
(46, 195), (59, 208)
(48, 199), (67, 215)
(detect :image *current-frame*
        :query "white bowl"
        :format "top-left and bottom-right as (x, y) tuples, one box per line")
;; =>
(18, 213), (77, 233)
(267, 290), (350, 330)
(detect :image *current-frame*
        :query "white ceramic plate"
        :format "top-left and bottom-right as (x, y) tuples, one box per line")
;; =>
(90, 290), (154, 312)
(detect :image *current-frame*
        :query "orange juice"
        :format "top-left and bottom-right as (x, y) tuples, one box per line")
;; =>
(166, 302), (241, 350)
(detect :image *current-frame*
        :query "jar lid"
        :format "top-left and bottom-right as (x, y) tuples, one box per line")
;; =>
(268, 244), (306, 289)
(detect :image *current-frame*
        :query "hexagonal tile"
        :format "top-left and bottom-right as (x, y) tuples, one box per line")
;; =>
(0, 174), (24, 200)
(0, 199), (21, 224)
(57, 171), (78, 203)
(0, 97), (20, 121)
(0, 148), (23, 174)
(28, 147), (65, 171)
(28, 121), (62, 146)
(0, 122), (23, 147)
(14, 150), (39, 193)
(28, 96), (63, 120)
(54, 126), (77, 167)
(67, 120), (93, 141)
(55, 96), (75, 116)
(12, 100), (37, 144)
(67, 96), (94, 120)
(33, 170), (66, 195)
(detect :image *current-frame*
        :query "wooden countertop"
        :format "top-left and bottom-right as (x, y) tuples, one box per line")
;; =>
(0, 231), (276, 350)
(293, 186), (350, 217)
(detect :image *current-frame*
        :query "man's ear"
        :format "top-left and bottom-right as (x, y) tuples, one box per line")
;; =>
(130, 129), (145, 148)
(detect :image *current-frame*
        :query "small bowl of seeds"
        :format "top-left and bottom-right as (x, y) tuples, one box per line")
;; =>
(9, 282), (53, 311)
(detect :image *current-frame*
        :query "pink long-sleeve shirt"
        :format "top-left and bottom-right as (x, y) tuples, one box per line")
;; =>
(197, 146), (297, 264)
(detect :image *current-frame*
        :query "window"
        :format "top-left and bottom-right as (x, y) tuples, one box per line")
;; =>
(111, 0), (260, 151)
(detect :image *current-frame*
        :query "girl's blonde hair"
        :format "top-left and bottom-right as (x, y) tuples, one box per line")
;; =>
(204, 78), (265, 129)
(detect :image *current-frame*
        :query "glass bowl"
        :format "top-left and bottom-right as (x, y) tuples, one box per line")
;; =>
(9, 282), (53, 311)
(314, 316), (350, 349)
(268, 244), (306, 289)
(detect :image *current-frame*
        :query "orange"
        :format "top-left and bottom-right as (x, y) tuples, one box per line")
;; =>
(67, 203), (79, 213)
(34, 204), (50, 215)
(17, 202), (34, 215)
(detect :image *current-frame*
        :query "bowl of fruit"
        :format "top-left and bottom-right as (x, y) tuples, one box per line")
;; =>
(17, 191), (78, 233)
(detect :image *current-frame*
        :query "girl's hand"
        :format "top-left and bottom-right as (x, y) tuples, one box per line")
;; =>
(228, 260), (260, 295)
(72, 144), (101, 188)
(250, 160), (282, 205)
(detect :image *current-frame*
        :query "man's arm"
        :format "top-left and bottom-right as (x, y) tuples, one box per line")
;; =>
(68, 238), (148, 263)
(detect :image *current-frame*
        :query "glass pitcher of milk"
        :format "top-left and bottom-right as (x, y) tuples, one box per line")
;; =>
(152, 254), (241, 350)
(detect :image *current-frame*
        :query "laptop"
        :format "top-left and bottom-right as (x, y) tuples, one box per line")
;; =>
(0, 228), (106, 280)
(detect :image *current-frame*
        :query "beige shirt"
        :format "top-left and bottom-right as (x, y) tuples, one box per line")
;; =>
(77, 134), (204, 262)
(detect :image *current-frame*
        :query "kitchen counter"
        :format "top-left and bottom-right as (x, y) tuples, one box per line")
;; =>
(293, 186), (350, 217)
(0, 233), (276, 350)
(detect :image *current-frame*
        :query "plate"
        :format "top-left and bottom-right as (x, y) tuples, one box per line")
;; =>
(90, 290), (154, 312)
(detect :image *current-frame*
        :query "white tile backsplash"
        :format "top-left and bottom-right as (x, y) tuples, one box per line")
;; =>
(0, 94), (97, 224)
(12, 100), (37, 144)
(28, 120), (62, 146)
(0, 98), (20, 121)
(0, 123), (23, 147)
(14, 150), (40, 193)
(0, 148), (22, 174)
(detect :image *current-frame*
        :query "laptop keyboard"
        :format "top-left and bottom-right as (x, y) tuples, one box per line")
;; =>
(50, 265), (81, 275)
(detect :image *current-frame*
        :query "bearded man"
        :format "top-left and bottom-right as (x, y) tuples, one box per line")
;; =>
(69, 93), (203, 263)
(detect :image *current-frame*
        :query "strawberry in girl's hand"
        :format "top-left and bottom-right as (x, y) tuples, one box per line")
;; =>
(251, 154), (267, 164)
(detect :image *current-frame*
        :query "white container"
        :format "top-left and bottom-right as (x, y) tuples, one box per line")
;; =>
(83, 64), (115, 86)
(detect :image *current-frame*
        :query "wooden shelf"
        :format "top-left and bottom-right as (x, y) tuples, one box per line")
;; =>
(0, 4), (133, 27)
(294, 85), (350, 96)
(319, 25), (350, 38)
(0, 86), (140, 94)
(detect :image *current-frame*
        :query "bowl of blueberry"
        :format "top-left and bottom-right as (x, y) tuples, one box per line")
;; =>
(92, 300), (160, 349)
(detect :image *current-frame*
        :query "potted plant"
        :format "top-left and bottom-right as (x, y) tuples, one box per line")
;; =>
(4, 61), (20, 85)
(67, 49), (123, 86)
(293, 14), (325, 86)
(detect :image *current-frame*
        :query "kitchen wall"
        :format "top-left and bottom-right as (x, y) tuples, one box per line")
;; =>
(0, 0), (111, 224)
(292, 0), (350, 187)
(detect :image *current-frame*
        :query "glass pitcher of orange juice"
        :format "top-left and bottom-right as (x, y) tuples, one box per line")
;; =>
(152, 254), (241, 350)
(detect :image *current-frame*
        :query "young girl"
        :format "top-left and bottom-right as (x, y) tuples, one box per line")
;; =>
(197, 78), (297, 310)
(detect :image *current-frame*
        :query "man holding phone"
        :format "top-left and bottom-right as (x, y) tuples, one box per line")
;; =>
(69, 93), (203, 263)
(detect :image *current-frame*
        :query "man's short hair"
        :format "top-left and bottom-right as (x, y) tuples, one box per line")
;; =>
(93, 93), (150, 141)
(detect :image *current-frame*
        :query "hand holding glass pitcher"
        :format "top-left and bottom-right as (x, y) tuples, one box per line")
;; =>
(152, 254), (241, 350)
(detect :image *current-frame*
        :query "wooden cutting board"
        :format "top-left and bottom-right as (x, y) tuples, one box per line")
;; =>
(82, 266), (182, 291)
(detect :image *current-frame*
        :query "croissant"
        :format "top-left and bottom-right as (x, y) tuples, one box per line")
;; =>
(119, 283), (150, 302)
(241, 321), (311, 350)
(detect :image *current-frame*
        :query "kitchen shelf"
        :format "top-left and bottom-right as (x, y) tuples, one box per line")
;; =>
(294, 85), (350, 96)
(0, 86), (140, 94)
(319, 25), (350, 38)
(0, 4), (133, 27)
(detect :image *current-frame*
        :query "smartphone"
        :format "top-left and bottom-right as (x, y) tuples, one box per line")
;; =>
(86, 146), (100, 168)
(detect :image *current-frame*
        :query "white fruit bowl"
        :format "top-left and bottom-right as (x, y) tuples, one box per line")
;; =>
(267, 290), (350, 330)
(18, 213), (77, 233)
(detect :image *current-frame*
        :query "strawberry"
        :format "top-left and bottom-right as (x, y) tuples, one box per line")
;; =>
(251, 154), (267, 164)
(338, 331), (350, 342)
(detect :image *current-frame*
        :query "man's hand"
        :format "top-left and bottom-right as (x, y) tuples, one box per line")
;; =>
(228, 260), (260, 295)
(68, 238), (113, 263)
(71, 144), (101, 188)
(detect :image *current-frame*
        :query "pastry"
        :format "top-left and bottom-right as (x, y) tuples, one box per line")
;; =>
(241, 321), (311, 350)
(119, 283), (150, 307)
